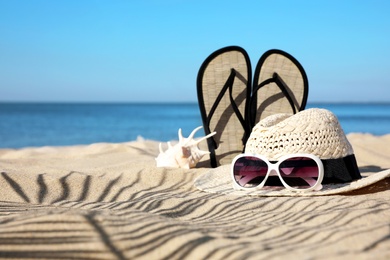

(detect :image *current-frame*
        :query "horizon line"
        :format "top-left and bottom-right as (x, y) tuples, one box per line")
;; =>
(1, 100), (390, 105)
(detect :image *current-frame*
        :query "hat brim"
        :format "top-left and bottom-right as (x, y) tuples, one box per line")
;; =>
(194, 165), (390, 196)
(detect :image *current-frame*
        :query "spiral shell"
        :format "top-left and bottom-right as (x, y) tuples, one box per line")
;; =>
(155, 126), (216, 169)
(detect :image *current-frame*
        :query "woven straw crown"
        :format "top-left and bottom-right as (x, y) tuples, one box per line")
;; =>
(245, 108), (354, 160)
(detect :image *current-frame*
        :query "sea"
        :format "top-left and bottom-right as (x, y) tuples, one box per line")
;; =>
(0, 102), (389, 149)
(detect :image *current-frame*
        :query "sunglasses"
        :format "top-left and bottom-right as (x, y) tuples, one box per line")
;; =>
(231, 154), (324, 192)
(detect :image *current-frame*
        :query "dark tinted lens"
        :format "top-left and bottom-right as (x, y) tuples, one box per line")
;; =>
(233, 156), (268, 188)
(278, 157), (319, 189)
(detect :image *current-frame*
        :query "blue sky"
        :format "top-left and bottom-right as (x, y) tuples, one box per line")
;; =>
(0, 0), (389, 103)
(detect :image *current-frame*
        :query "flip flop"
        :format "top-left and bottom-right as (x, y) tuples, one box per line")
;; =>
(249, 49), (309, 129)
(197, 46), (252, 167)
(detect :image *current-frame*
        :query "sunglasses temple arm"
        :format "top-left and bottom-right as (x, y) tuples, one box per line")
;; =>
(237, 172), (263, 186)
(301, 177), (322, 191)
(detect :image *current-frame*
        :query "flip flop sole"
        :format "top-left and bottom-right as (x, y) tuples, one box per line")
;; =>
(197, 46), (251, 167)
(251, 49), (308, 127)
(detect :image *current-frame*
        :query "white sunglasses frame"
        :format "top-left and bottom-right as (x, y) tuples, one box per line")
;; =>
(231, 153), (324, 192)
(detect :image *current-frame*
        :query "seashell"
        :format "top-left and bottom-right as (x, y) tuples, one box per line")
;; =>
(155, 126), (216, 169)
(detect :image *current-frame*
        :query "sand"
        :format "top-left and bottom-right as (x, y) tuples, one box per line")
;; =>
(0, 133), (389, 259)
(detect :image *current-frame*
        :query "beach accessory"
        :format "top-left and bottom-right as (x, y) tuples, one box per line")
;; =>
(197, 46), (309, 168)
(197, 46), (252, 167)
(249, 49), (308, 129)
(155, 126), (216, 169)
(232, 153), (324, 192)
(195, 108), (390, 196)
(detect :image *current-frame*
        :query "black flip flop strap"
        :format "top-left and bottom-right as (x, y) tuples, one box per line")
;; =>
(206, 68), (247, 148)
(251, 72), (297, 118)
(272, 73), (296, 114)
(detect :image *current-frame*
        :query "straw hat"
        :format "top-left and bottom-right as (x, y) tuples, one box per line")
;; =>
(194, 108), (390, 196)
